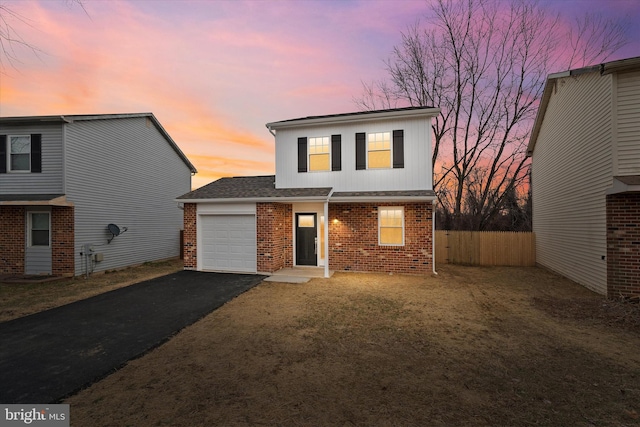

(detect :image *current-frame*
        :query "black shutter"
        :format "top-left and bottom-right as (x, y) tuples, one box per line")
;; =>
(297, 137), (307, 173)
(331, 134), (341, 171)
(355, 132), (366, 170)
(392, 130), (404, 168)
(31, 134), (42, 173)
(0, 135), (6, 173)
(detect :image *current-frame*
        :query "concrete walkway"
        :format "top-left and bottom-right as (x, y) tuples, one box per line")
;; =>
(264, 267), (334, 283)
(0, 271), (265, 404)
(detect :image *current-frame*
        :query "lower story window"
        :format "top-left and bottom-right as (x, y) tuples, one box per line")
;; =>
(29, 212), (50, 247)
(379, 206), (404, 246)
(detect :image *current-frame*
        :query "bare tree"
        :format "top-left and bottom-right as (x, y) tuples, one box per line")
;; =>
(0, 0), (88, 72)
(356, 0), (628, 230)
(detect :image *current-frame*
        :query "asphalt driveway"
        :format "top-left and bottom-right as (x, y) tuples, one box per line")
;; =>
(0, 271), (265, 404)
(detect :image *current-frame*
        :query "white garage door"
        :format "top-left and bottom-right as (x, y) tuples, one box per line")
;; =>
(201, 215), (256, 273)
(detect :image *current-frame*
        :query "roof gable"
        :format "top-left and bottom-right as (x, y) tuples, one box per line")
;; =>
(527, 56), (640, 157)
(266, 106), (440, 132)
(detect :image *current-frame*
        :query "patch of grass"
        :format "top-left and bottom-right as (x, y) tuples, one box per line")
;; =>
(0, 258), (182, 322)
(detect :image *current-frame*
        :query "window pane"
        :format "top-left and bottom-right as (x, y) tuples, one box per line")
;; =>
(309, 153), (330, 171)
(380, 227), (402, 245)
(380, 212), (402, 227)
(10, 136), (30, 154)
(11, 154), (30, 171)
(368, 150), (390, 168)
(32, 213), (49, 230)
(298, 215), (315, 227)
(309, 137), (329, 154)
(32, 230), (49, 246)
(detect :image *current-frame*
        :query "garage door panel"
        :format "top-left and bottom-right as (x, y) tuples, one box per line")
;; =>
(201, 215), (256, 273)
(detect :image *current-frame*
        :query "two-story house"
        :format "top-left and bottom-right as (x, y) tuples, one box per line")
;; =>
(527, 56), (640, 298)
(177, 107), (439, 277)
(0, 113), (196, 278)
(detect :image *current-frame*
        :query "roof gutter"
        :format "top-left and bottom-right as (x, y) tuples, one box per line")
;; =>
(266, 124), (276, 137)
(329, 195), (437, 203)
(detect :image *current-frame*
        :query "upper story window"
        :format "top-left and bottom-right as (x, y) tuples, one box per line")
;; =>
(368, 132), (391, 169)
(309, 136), (330, 171)
(0, 134), (42, 174)
(297, 135), (341, 173)
(9, 135), (31, 172)
(356, 130), (404, 170)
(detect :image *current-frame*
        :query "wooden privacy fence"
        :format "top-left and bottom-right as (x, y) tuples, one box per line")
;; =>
(435, 231), (536, 267)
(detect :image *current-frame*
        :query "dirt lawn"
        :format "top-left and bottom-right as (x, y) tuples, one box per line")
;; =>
(56, 265), (640, 426)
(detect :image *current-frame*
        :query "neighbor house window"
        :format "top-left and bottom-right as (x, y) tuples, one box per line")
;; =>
(9, 135), (31, 172)
(379, 206), (404, 246)
(368, 132), (391, 169)
(29, 212), (50, 247)
(309, 136), (330, 171)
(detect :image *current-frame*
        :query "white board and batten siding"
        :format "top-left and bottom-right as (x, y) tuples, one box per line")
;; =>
(196, 203), (257, 273)
(616, 70), (640, 175)
(0, 122), (64, 195)
(64, 117), (192, 276)
(274, 115), (432, 192)
(532, 71), (612, 295)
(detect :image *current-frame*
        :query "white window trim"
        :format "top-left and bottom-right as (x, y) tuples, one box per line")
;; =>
(7, 134), (32, 173)
(308, 136), (331, 172)
(28, 211), (51, 248)
(378, 206), (405, 246)
(367, 131), (392, 170)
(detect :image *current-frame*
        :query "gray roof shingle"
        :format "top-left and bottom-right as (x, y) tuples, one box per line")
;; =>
(177, 176), (436, 202)
(177, 175), (332, 200)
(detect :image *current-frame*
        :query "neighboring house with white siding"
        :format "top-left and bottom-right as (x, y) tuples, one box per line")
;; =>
(527, 56), (640, 298)
(0, 113), (196, 277)
(177, 107), (439, 277)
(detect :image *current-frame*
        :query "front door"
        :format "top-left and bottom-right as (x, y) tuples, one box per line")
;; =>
(296, 213), (317, 266)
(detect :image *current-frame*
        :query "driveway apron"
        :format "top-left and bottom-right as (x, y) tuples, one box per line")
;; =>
(0, 271), (265, 404)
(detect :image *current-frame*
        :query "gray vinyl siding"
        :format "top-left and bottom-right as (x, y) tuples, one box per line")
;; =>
(616, 70), (640, 175)
(0, 123), (64, 194)
(64, 117), (192, 276)
(532, 72), (611, 295)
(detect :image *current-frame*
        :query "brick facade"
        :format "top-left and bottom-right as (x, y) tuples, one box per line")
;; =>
(51, 206), (75, 276)
(257, 202), (293, 273)
(328, 202), (433, 274)
(183, 203), (197, 270)
(0, 206), (26, 274)
(606, 193), (640, 298)
(184, 201), (433, 276)
(0, 206), (76, 276)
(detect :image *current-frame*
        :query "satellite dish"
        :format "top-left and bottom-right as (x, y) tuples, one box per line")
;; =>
(107, 224), (121, 236)
(107, 223), (128, 243)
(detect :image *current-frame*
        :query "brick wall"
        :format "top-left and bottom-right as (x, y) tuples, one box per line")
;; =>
(51, 206), (75, 276)
(183, 203), (197, 270)
(257, 202), (292, 273)
(0, 206), (26, 274)
(328, 202), (433, 274)
(606, 193), (640, 298)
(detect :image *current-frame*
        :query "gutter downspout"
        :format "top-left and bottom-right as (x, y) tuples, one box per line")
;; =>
(324, 189), (333, 278)
(432, 199), (437, 276)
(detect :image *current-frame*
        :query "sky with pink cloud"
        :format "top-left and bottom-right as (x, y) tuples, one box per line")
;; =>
(1, 0), (639, 190)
